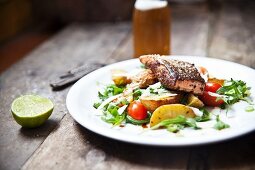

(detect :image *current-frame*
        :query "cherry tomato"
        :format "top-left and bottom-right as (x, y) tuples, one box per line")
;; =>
(200, 82), (224, 107)
(127, 101), (148, 120)
(205, 82), (222, 93)
(200, 91), (224, 107)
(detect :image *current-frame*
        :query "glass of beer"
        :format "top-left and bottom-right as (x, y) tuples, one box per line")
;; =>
(133, 0), (170, 58)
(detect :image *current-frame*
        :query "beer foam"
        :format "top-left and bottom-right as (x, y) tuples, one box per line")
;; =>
(135, 0), (167, 11)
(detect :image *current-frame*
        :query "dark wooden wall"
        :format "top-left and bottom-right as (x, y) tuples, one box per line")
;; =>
(32, 0), (135, 22)
(0, 0), (32, 43)
(0, 0), (135, 43)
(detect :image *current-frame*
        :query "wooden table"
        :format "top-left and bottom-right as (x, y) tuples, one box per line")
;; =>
(1, 2), (255, 170)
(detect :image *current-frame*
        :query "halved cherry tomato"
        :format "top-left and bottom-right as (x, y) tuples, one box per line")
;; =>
(200, 82), (224, 107)
(200, 91), (224, 107)
(127, 101), (147, 120)
(204, 82), (222, 93)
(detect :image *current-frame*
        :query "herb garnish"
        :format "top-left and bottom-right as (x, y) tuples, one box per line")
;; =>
(93, 84), (127, 125)
(148, 83), (169, 95)
(101, 103), (127, 126)
(93, 102), (101, 109)
(167, 124), (185, 133)
(126, 112), (151, 125)
(93, 84), (126, 109)
(98, 84), (125, 101)
(151, 115), (200, 133)
(217, 79), (251, 107)
(195, 108), (211, 122)
(133, 88), (143, 100)
(214, 115), (230, 130)
(245, 105), (254, 112)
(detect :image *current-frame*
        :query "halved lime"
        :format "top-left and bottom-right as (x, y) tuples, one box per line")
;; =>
(11, 95), (54, 128)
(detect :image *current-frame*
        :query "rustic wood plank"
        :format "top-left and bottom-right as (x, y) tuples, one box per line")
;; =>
(187, 1), (255, 170)
(0, 22), (130, 170)
(239, 0), (255, 69)
(206, 1), (255, 169)
(21, 4), (212, 170)
(171, 4), (209, 56)
(23, 114), (191, 170)
(208, 132), (255, 170)
(109, 32), (133, 62)
(187, 147), (210, 170)
(3, 2), (255, 170)
(208, 0), (255, 68)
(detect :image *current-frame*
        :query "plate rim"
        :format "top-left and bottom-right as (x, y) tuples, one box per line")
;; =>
(66, 55), (255, 146)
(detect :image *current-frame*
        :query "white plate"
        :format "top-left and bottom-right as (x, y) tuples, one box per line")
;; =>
(66, 56), (255, 146)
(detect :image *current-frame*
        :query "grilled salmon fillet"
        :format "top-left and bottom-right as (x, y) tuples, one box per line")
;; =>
(140, 55), (205, 95)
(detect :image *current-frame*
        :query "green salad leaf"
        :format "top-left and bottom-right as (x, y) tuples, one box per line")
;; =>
(93, 102), (101, 109)
(94, 84), (127, 126)
(151, 115), (200, 133)
(93, 84), (126, 109)
(149, 84), (169, 95)
(126, 113), (151, 125)
(133, 88), (143, 100)
(98, 84), (125, 101)
(195, 108), (211, 122)
(214, 115), (230, 130)
(217, 79), (251, 106)
(167, 124), (185, 133)
(101, 103), (127, 126)
(245, 105), (254, 112)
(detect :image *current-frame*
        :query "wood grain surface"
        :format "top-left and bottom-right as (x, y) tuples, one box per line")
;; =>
(1, 1), (255, 170)
(208, 0), (255, 68)
(0, 23), (130, 170)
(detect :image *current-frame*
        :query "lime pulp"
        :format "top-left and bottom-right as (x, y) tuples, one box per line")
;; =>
(11, 94), (54, 128)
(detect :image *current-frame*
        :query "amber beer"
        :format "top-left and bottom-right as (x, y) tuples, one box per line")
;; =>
(133, 0), (170, 57)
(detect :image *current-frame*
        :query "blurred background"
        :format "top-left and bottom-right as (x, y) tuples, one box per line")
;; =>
(0, 0), (254, 73)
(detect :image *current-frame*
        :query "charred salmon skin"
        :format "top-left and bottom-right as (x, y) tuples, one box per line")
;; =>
(139, 55), (205, 95)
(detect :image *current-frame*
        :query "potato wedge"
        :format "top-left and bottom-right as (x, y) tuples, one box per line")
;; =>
(150, 104), (196, 127)
(111, 69), (131, 86)
(140, 93), (182, 113)
(187, 93), (204, 108)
